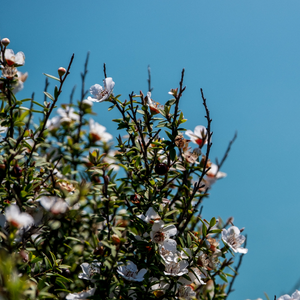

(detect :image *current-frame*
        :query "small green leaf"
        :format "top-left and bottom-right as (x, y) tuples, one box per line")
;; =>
(44, 92), (54, 101)
(43, 73), (60, 82)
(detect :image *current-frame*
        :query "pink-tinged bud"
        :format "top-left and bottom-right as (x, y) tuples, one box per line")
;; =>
(1, 38), (10, 47)
(58, 67), (66, 78)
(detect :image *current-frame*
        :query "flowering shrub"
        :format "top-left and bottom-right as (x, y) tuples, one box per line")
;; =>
(0, 37), (252, 300)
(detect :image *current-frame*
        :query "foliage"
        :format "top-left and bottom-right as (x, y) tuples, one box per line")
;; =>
(0, 37), (248, 300)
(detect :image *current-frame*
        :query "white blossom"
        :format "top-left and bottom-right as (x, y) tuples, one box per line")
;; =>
(150, 220), (177, 252)
(66, 288), (96, 300)
(164, 259), (189, 277)
(278, 290), (300, 300)
(39, 196), (68, 214)
(117, 261), (147, 282)
(5, 205), (34, 229)
(88, 77), (115, 102)
(222, 226), (248, 254)
(178, 285), (196, 299)
(4, 49), (25, 66)
(78, 261), (101, 281)
(89, 119), (113, 142)
(185, 125), (208, 146)
(138, 207), (160, 223)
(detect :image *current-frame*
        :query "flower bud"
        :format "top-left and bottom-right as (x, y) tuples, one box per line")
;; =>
(1, 38), (10, 47)
(82, 99), (93, 109)
(111, 234), (121, 245)
(155, 163), (169, 176)
(58, 67), (66, 78)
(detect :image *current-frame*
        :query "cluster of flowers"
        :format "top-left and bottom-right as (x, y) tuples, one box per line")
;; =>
(0, 37), (264, 300)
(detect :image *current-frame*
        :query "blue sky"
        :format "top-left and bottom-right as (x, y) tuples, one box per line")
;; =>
(2, 1), (300, 298)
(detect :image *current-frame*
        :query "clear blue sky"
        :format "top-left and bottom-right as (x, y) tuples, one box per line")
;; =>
(2, 1), (300, 298)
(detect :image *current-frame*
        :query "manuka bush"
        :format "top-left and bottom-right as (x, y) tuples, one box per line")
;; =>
(0, 37), (252, 300)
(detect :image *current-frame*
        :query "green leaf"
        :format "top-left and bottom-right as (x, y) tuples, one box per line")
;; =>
(44, 92), (54, 101)
(202, 223), (207, 237)
(219, 273), (228, 282)
(32, 101), (46, 108)
(43, 73), (60, 82)
(209, 217), (216, 228)
(169, 148), (176, 161)
(187, 232), (192, 247)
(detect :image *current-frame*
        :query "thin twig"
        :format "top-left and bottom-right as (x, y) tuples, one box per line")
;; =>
(43, 77), (49, 103)
(26, 54), (75, 165)
(216, 131), (237, 173)
(103, 63), (107, 78)
(226, 234), (248, 297)
(147, 65), (153, 93)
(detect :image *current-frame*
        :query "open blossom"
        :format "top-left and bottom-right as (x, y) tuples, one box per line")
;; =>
(3, 49), (25, 66)
(78, 261), (101, 281)
(185, 125), (208, 147)
(278, 290), (300, 300)
(205, 162), (226, 184)
(146, 92), (163, 114)
(89, 119), (113, 142)
(150, 220), (177, 252)
(178, 285), (196, 300)
(57, 106), (80, 123)
(88, 77), (115, 102)
(66, 288), (96, 300)
(138, 207), (160, 223)
(164, 259), (189, 277)
(39, 196), (68, 214)
(222, 226), (248, 254)
(5, 205), (34, 229)
(117, 261), (147, 282)
(151, 279), (170, 298)
(13, 71), (28, 94)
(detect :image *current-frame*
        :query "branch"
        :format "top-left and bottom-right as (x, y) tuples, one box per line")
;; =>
(216, 131), (237, 173)
(226, 234), (248, 297)
(147, 65), (153, 93)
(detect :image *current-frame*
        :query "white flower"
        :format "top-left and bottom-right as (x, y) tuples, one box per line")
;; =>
(178, 285), (196, 299)
(46, 116), (61, 131)
(117, 261), (147, 282)
(222, 226), (248, 254)
(89, 119), (113, 142)
(66, 288), (96, 300)
(146, 92), (163, 114)
(39, 196), (68, 214)
(159, 245), (178, 263)
(150, 220), (177, 252)
(82, 99), (93, 108)
(0, 124), (7, 138)
(151, 279), (170, 297)
(103, 150), (120, 171)
(78, 261), (101, 281)
(4, 49), (25, 66)
(138, 207), (160, 223)
(164, 259), (189, 277)
(57, 106), (80, 122)
(185, 125), (208, 147)
(13, 71), (28, 94)
(278, 291), (300, 300)
(88, 77), (115, 102)
(205, 163), (226, 185)
(278, 290), (300, 300)
(5, 205), (34, 229)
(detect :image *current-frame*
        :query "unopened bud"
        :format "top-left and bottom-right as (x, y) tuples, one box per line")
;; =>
(155, 163), (169, 176)
(58, 67), (66, 78)
(111, 234), (121, 245)
(1, 38), (10, 47)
